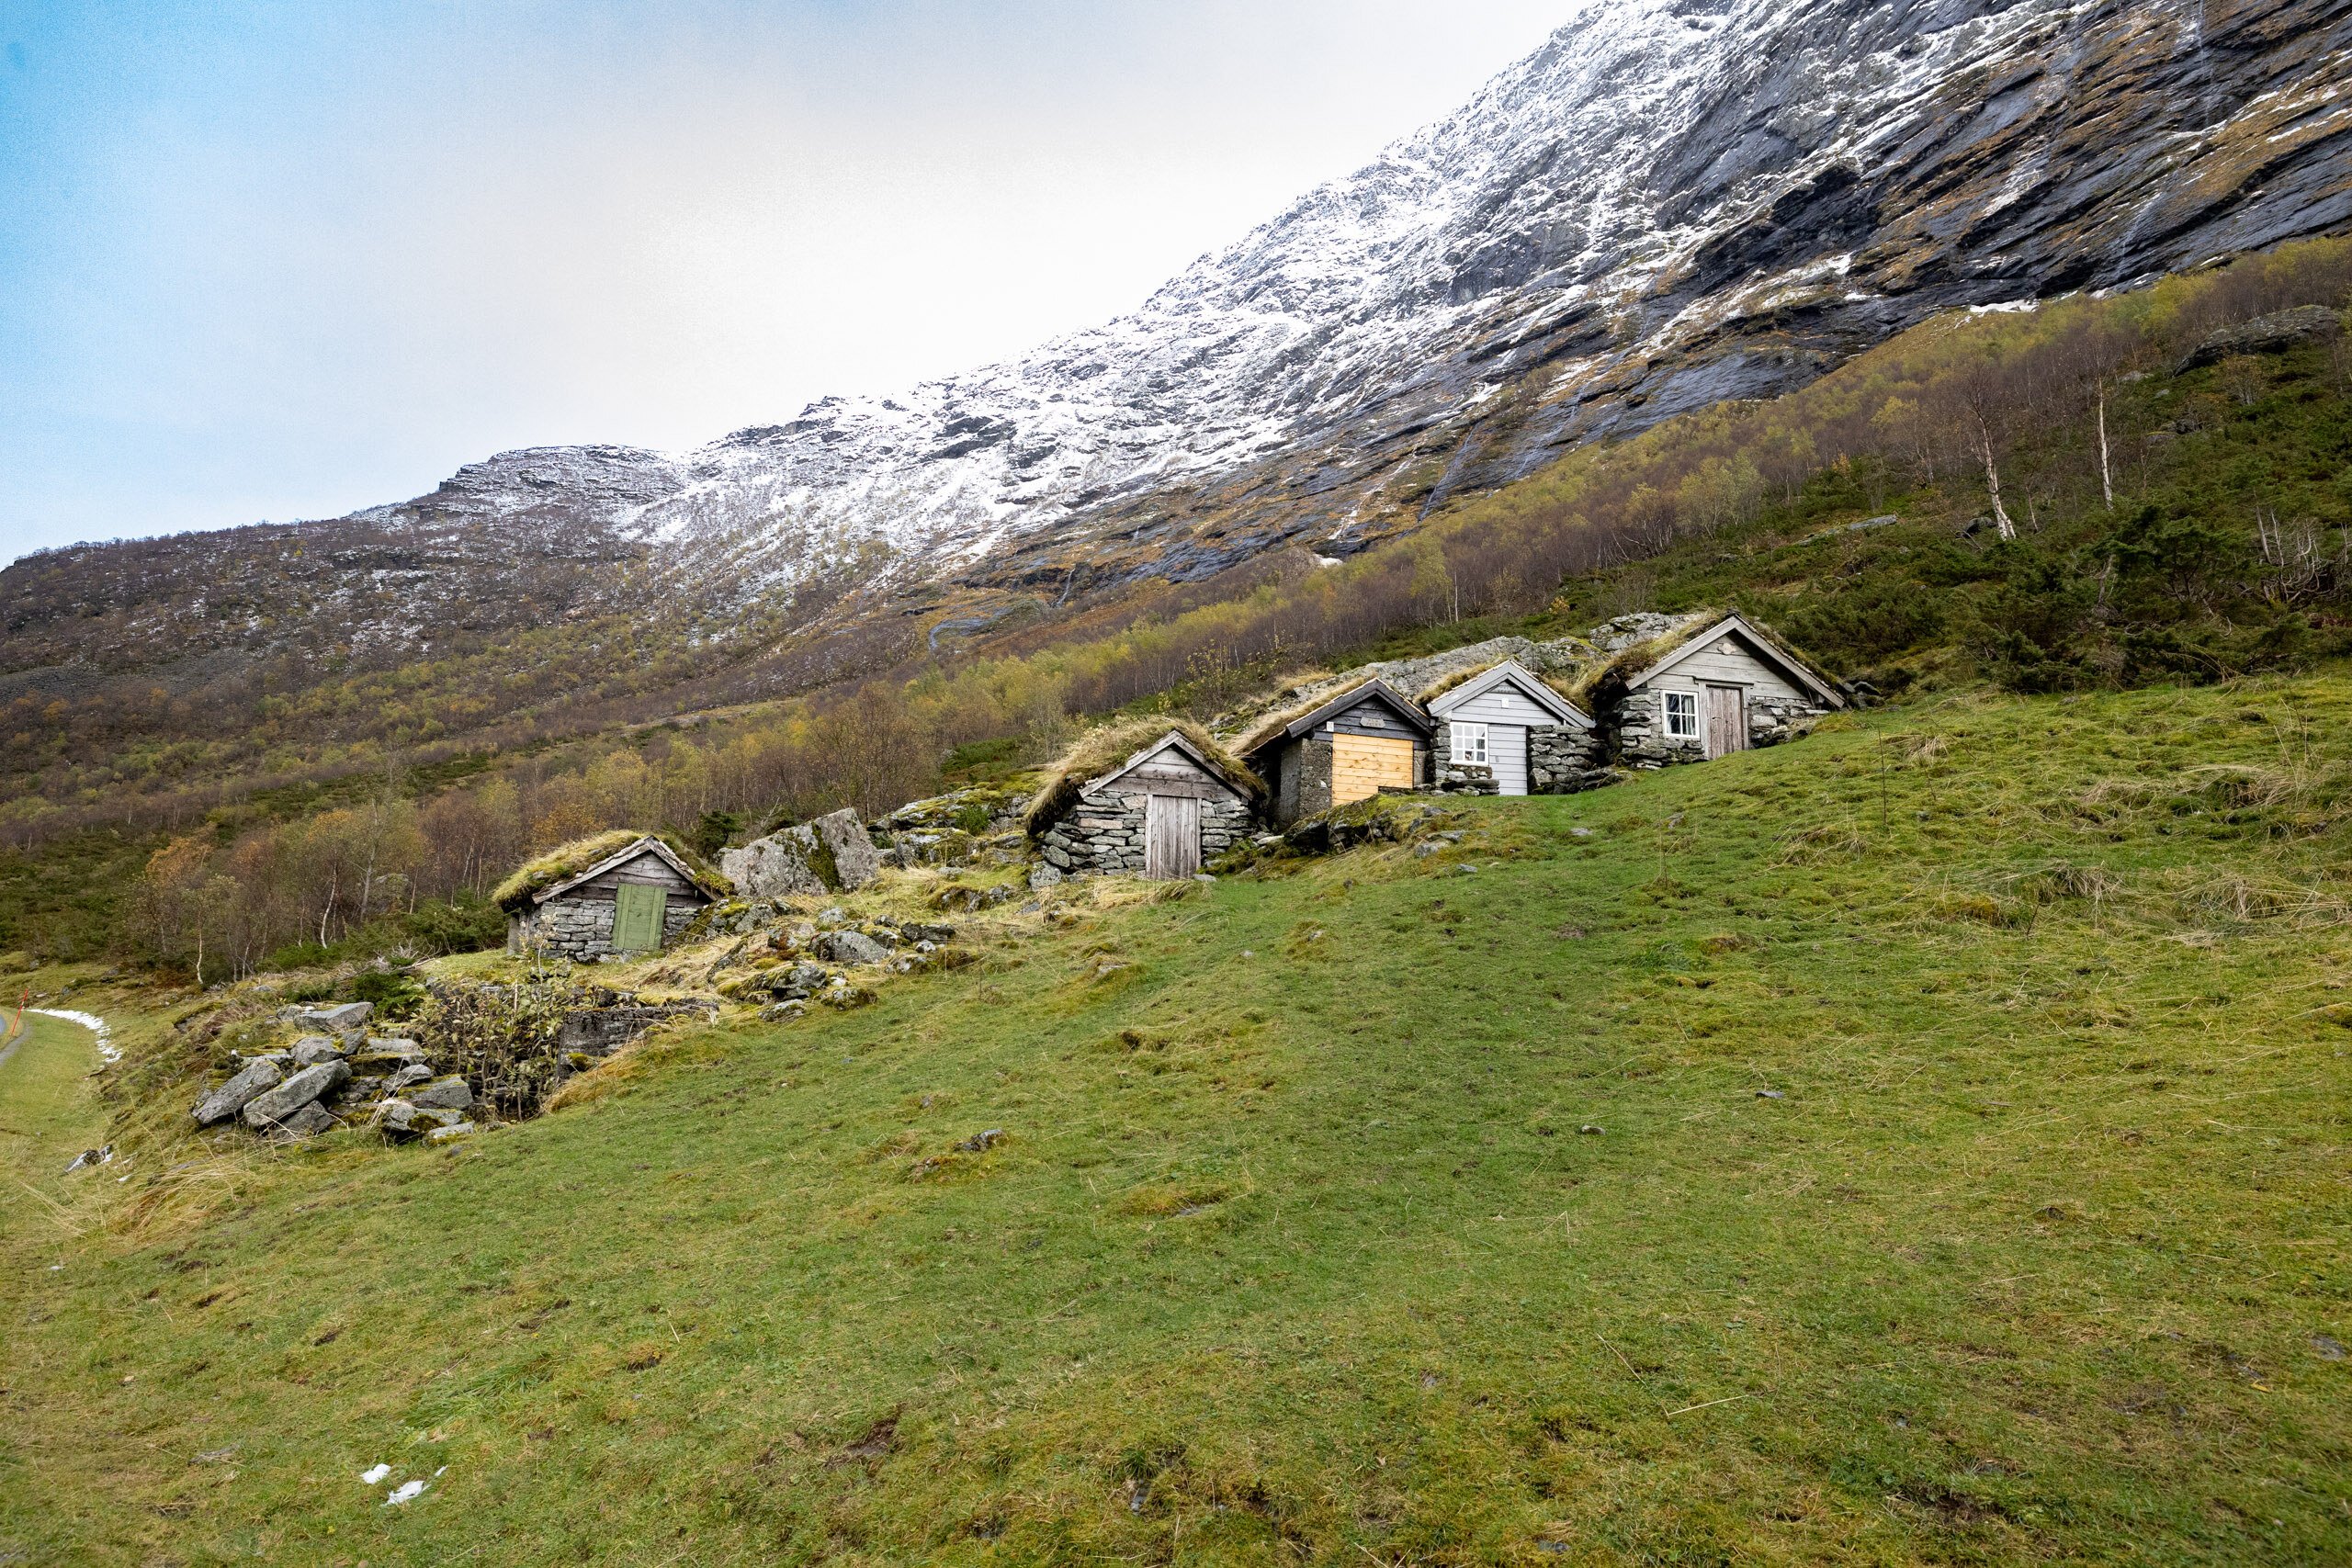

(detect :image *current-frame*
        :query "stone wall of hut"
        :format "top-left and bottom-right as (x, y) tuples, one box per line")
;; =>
(1615, 687), (1825, 769)
(1038, 788), (1255, 876)
(508, 895), (700, 962)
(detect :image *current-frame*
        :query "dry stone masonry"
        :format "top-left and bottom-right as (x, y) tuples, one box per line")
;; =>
(1039, 792), (1253, 877)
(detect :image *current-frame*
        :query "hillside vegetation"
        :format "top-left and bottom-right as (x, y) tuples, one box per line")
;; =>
(4, 238), (2346, 986)
(6, 671), (2349, 1564)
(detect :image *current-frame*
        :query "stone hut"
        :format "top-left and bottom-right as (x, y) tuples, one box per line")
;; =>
(1588, 612), (1845, 768)
(1030, 730), (1258, 881)
(1243, 678), (1434, 827)
(498, 834), (729, 961)
(1422, 658), (1604, 796)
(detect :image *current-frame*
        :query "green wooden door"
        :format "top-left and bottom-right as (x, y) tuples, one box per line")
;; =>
(611, 884), (667, 953)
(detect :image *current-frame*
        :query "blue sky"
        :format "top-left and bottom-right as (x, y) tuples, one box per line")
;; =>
(0, 1), (1571, 564)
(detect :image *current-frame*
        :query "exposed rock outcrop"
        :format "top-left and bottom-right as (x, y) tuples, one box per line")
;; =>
(721, 808), (882, 898)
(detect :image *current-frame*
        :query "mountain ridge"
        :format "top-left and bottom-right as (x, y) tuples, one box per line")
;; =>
(7, 0), (2350, 684)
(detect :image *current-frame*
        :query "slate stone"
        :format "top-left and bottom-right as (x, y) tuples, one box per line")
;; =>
(193, 1058), (285, 1125)
(407, 1075), (474, 1111)
(268, 1101), (338, 1140)
(424, 1122), (478, 1145)
(296, 1002), (373, 1032)
(241, 1060), (351, 1130)
(289, 1035), (349, 1067)
(385, 1063), (434, 1092)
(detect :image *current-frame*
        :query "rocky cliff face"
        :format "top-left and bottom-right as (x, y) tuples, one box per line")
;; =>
(9, 0), (2350, 682)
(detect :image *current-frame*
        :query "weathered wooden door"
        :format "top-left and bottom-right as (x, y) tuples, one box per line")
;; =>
(1144, 794), (1201, 880)
(611, 883), (668, 953)
(1331, 733), (1415, 805)
(1703, 685), (1749, 760)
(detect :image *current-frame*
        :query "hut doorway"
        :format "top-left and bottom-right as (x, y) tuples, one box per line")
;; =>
(1145, 794), (1203, 880)
(1332, 733), (1414, 805)
(612, 883), (669, 953)
(1704, 684), (1749, 759)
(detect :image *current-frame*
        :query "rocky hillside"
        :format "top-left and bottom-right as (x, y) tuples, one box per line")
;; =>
(6, 0), (2350, 692)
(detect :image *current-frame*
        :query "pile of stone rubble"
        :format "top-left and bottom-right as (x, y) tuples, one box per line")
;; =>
(188, 1001), (479, 1145)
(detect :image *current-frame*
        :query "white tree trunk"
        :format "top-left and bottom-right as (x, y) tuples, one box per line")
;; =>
(2097, 386), (2114, 511)
(1974, 415), (2017, 540)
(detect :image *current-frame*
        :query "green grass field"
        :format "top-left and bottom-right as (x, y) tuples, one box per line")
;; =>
(5, 676), (2350, 1565)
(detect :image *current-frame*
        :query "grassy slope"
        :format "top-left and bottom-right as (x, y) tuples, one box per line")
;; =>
(6, 678), (2352, 1565)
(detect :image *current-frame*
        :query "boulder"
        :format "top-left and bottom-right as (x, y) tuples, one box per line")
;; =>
(807, 807), (883, 891)
(289, 1035), (349, 1067)
(378, 1100), (469, 1140)
(721, 808), (883, 898)
(240, 1060), (351, 1131)
(193, 1059), (285, 1126)
(384, 1062), (434, 1092)
(424, 1122), (478, 1145)
(268, 1101), (339, 1141)
(2176, 305), (2341, 373)
(407, 1075), (475, 1111)
(813, 931), (889, 966)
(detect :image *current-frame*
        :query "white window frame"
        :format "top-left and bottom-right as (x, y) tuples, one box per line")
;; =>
(1663, 690), (1700, 740)
(1451, 721), (1489, 765)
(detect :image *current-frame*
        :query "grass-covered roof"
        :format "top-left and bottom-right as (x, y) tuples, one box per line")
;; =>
(492, 831), (729, 913)
(1023, 718), (1262, 839)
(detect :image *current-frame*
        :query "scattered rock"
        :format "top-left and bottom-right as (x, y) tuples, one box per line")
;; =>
(957, 1128), (1005, 1153)
(759, 962), (834, 1000)
(1028, 864), (1066, 890)
(193, 1058), (286, 1125)
(900, 922), (956, 944)
(814, 931), (890, 966)
(63, 1145), (114, 1173)
(819, 986), (878, 1010)
(384, 1063), (434, 1092)
(241, 1060), (351, 1131)
(2314, 1336), (2346, 1361)
(1756, 1089), (1786, 1100)
(1577, 1124), (1605, 1135)
(760, 1000), (810, 1022)
(424, 1122), (477, 1146)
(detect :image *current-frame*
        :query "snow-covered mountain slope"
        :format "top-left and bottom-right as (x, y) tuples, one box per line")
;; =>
(11, 0), (2352, 671)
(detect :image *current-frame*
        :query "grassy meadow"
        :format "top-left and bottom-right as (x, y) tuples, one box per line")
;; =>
(4, 674), (2350, 1564)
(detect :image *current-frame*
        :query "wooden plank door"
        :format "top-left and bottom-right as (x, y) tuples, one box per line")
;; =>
(611, 883), (668, 952)
(1330, 733), (1415, 805)
(1703, 685), (1748, 760)
(1144, 794), (1201, 880)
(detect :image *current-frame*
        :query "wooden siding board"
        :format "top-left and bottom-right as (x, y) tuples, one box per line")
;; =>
(1634, 643), (1804, 704)
(1450, 687), (1556, 728)
(1331, 734), (1415, 804)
